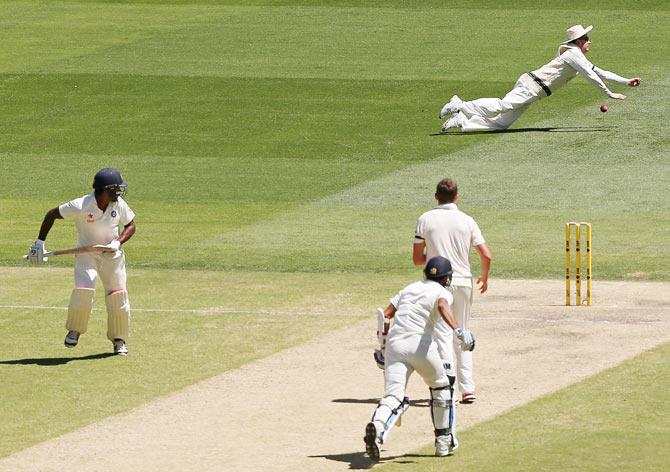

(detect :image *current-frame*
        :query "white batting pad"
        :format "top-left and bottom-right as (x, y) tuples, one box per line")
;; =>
(371, 395), (410, 444)
(66, 288), (95, 334)
(105, 290), (130, 342)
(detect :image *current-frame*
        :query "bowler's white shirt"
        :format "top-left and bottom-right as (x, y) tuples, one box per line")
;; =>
(414, 203), (485, 286)
(59, 193), (135, 247)
(388, 280), (453, 340)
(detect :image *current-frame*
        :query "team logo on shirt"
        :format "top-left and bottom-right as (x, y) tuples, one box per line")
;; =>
(111, 210), (117, 218)
(86, 213), (94, 223)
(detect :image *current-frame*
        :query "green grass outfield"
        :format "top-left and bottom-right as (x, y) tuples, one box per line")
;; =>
(0, 0), (668, 462)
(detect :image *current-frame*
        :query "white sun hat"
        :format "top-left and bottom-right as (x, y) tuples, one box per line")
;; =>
(561, 24), (593, 44)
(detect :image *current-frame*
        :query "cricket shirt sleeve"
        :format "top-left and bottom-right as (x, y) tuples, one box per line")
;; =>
(117, 198), (136, 226)
(437, 287), (454, 306)
(592, 65), (629, 84)
(390, 291), (402, 309)
(469, 217), (486, 246)
(58, 197), (84, 221)
(561, 49), (613, 96)
(414, 214), (426, 244)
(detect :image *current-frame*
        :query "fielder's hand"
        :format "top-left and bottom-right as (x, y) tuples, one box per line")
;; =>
(609, 92), (626, 100)
(455, 328), (476, 352)
(628, 77), (641, 87)
(27, 240), (48, 265)
(373, 348), (385, 370)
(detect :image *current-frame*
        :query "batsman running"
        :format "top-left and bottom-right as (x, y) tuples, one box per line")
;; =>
(438, 24), (641, 132)
(365, 257), (475, 461)
(27, 168), (136, 355)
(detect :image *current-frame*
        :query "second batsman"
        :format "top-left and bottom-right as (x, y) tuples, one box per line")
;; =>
(28, 168), (137, 355)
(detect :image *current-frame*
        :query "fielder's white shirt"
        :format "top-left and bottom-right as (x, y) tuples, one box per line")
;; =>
(388, 280), (454, 340)
(415, 203), (485, 287)
(526, 44), (628, 96)
(59, 193), (135, 247)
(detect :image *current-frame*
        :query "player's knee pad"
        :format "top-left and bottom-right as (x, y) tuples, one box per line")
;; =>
(66, 288), (95, 334)
(105, 290), (130, 342)
(430, 376), (456, 441)
(371, 395), (410, 444)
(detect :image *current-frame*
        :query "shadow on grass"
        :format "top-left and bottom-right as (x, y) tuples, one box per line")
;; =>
(332, 398), (429, 407)
(0, 352), (116, 365)
(309, 451), (415, 470)
(430, 126), (615, 136)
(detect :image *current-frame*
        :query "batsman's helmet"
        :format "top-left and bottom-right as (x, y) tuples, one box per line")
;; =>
(93, 168), (127, 196)
(424, 256), (453, 282)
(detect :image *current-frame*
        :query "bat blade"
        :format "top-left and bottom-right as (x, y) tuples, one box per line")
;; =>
(22, 245), (114, 260)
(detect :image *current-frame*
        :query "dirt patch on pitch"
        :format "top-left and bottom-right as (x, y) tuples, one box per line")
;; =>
(1, 280), (669, 472)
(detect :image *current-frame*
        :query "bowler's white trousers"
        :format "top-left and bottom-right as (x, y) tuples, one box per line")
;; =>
(384, 334), (453, 398)
(457, 74), (542, 131)
(74, 251), (127, 293)
(448, 285), (475, 394)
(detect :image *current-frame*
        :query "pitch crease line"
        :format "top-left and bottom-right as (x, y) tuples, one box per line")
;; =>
(0, 304), (326, 315)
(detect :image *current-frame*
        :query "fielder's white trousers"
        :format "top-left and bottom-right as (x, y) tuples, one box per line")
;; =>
(448, 285), (475, 394)
(384, 334), (453, 399)
(74, 251), (127, 294)
(457, 75), (542, 131)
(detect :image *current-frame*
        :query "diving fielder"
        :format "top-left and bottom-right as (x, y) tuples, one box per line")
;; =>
(28, 168), (136, 355)
(439, 25), (642, 132)
(365, 257), (475, 461)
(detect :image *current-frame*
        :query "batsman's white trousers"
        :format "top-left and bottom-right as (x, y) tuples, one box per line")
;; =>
(457, 75), (542, 131)
(384, 334), (453, 399)
(449, 285), (475, 394)
(74, 251), (127, 293)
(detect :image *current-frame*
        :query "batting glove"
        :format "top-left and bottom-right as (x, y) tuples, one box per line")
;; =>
(373, 348), (385, 370)
(28, 240), (48, 265)
(455, 328), (476, 352)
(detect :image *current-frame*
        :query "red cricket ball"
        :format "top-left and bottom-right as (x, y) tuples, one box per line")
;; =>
(600, 104), (608, 113)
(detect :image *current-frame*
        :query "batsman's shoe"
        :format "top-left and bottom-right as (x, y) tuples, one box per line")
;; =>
(435, 434), (458, 457)
(441, 113), (462, 132)
(364, 422), (380, 461)
(461, 392), (476, 404)
(113, 339), (128, 356)
(64, 331), (80, 348)
(439, 95), (463, 118)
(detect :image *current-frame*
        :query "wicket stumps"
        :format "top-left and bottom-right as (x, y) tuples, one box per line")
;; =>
(565, 222), (592, 306)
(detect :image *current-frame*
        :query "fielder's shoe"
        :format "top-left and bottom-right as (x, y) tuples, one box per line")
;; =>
(439, 95), (463, 118)
(441, 113), (462, 132)
(364, 422), (380, 461)
(435, 434), (459, 456)
(461, 392), (476, 404)
(64, 331), (80, 348)
(113, 339), (128, 356)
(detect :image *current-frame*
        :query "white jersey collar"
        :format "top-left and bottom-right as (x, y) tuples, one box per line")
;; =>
(435, 203), (458, 210)
(558, 43), (580, 56)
